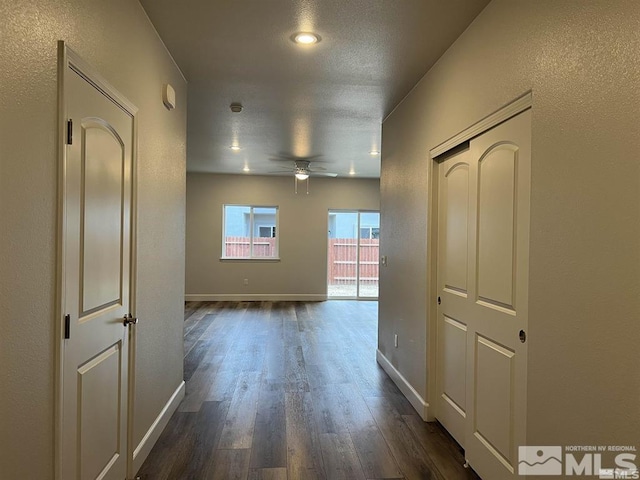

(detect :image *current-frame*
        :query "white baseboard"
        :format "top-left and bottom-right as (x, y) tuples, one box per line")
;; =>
(185, 294), (328, 302)
(376, 349), (430, 420)
(132, 381), (185, 474)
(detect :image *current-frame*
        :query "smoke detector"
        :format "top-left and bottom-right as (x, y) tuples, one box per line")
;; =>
(230, 102), (243, 113)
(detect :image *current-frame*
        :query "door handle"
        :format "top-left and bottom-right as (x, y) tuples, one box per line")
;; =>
(519, 330), (526, 343)
(123, 313), (138, 327)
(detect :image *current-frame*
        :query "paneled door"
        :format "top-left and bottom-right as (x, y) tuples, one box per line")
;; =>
(435, 145), (472, 449)
(60, 48), (137, 480)
(436, 109), (531, 479)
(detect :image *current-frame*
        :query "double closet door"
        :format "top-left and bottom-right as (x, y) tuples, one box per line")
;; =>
(435, 109), (531, 480)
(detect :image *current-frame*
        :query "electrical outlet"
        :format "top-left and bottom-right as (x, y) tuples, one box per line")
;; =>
(243, 278), (249, 286)
(394, 334), (398, 348)
(381, 255), (387, 266)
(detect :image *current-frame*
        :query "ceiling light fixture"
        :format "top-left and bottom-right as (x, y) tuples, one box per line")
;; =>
(295, 172), (309, 180)
(370, 149), (380, 155)
(243, 166), (250, 172)
(230, 145), (241, 151)
(292, 32), (321, 45)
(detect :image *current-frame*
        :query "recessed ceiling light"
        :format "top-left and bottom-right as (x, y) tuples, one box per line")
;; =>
(349, 169), (356, 176)
(292, 32), (321, 45)
(243, 166), (250, 172)
(230, 145), (241, 151)
(370, 150), (380, 155)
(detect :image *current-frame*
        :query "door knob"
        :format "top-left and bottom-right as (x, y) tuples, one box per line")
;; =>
(123, 313), (138, 327)
(519, 330), (526, 343)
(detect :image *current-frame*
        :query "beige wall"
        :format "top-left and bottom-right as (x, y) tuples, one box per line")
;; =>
(0, 1), (186, 477)
(380, 0), (640, 451)
(186, 173), (380, 299)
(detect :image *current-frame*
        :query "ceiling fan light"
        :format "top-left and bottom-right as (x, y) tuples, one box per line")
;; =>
(295, 173), (309, 180)
(292, 32), (320, 45)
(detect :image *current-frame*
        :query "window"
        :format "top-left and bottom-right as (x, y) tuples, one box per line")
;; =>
(259, 226), (276, 238)
(223, 205), (278, 259)
(359, 226), (380, 239)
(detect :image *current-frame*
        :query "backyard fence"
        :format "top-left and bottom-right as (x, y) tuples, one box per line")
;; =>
(327, 238), (379, 285)
(224, 236), (277, 258)
(223, 237), (379, 287)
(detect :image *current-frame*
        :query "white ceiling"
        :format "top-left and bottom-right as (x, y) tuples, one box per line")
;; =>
(140, 0), (489, 178)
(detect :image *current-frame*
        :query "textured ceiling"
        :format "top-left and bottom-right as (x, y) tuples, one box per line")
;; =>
(140, 0), (489, 178)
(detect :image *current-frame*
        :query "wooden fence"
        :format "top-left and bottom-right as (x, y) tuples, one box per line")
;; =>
(328, 238), (379, 285)
(224, 236), (277, 257)
(224, 237), (379, 286)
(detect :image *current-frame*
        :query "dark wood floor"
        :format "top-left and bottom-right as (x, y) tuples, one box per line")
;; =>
(137, 301), (479, 480)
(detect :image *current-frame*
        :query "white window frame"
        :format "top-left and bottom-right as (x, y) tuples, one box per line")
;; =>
(222, 205), (279, 260)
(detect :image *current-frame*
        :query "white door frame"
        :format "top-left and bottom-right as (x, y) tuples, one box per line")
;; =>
(426, 92), (533, 421)
(54, 41), (139, 480)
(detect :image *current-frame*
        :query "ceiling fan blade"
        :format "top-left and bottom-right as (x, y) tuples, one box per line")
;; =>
(301, 157), (333, 165)
(303, 154), (324, 162)
(268, 158), (295, 163)
(268, 154), (326, 163)
(309, 172), (338, 177)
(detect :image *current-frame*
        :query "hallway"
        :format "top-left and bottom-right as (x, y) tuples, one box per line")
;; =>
(137, 301), (479, 480)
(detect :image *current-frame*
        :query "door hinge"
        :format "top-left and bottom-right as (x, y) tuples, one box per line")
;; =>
(64, 314), (71, 339)
(66, 119), (73, 145)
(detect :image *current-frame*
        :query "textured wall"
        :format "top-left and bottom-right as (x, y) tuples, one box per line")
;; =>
(0, 1), (187, 477)
(186, 173), (380, 298)
(381, 0), (640, 449)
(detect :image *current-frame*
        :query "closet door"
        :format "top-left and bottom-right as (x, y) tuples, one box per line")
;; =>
(436, 109), (531, 480)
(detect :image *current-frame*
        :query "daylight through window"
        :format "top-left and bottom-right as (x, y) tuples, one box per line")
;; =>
(223, 205), (279, 259)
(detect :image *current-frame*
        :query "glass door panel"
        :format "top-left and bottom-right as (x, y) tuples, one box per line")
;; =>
(327, 211), (358, 298)
(358, 212), (380, 298)
(328, 210), (379, 299)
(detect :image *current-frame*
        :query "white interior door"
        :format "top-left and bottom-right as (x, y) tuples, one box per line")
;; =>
(435, 146), (472, 449)
(436, 109), (531, 480)
(61, 56), (136, 480)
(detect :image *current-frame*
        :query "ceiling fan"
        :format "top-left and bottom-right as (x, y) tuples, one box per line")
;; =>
(269, 157), (338, 194)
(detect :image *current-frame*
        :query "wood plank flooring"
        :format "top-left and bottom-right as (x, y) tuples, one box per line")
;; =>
(137, 301), (479, 480)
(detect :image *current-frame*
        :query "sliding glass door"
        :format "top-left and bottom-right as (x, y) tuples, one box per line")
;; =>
(327, 210), (380, 299)
(358, 212), (380, 298)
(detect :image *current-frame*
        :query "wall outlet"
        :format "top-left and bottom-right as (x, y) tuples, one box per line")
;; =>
(243, 278), (249, 286)
(381, 255), (387, 266)
(394, 334), (398, 348)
